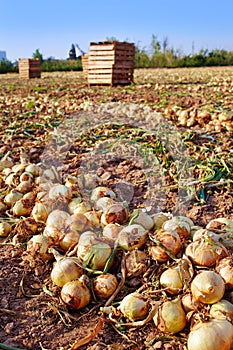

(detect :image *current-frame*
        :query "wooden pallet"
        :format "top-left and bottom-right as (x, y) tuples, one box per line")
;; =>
(87, 41), (135, 86)
(81, 54), (89, 79)
(18, 58), (41, 79)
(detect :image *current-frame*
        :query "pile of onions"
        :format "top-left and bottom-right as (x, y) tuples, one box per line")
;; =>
(2, 156), (233, 349)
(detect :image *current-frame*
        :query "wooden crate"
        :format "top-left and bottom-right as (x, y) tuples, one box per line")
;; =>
(18, 58), (41, 79)
(87, 41), (135, 86)
(81, 54), (89, 79)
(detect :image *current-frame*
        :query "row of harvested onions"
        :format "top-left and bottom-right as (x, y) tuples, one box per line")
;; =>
(1, 154), (233, 349)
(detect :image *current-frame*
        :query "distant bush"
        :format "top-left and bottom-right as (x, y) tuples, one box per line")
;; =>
(41, 58), (82, 72)
(0, 60), (18, 73)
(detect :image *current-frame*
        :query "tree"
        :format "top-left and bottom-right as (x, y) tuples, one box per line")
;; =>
(32, 49), (43, 63)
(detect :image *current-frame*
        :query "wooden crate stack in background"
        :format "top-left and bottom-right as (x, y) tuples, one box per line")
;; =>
(87, 41), (135, 86)
(81, 54), (89, 79)
(18, 58), (41, 79)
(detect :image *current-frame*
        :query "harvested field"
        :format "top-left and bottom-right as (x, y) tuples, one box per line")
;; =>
(0, 67), (233, 350)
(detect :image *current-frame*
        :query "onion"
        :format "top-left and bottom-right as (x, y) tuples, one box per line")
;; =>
(118, 224), (147, 251)
(12, 199), (32, 216)
(5, 173), (17, 187)
(25, 163), (40, 176)
(187, 319), (233, 350)
(149, 229), (181, 262)
(185, 238), (228, 267)
(70, 213), (90, 232)
(76, 231), (98, 262)
(60, 279), (91, 310)
(152, 212), (171, 229)
(130, 209), (154, 230)
(159, 268), (183, 295)
(100, 203), (129, 226)
(210, 299), (233, 322)
(94, 197), (115, 213)
(85, 242), (112, 270)
(181, 293), (199, 313)
(102, 223), (123, 241)
(19, 172), (34, 182)
(46, 209), (70, 227)
(206, 217), (233, 231)
(163, 217), (191, 240)
(27, 234), (52, 261)
(84, 210), (100, 228)
(118, 293), (149, 321)
(90, 186), (116, 202)
(67, 196), (82, 214)
(51, 257), (83, 287)
(49, 184), (71, 200)
(4, 190), (23, 207)
(191, 270), (225, 304)
(59, 229), (80, 251)
(216, 257), (233, 287)
(16, 180), (33, 194)
(153, 299), (186, 334)
(73, 201), (91, 215)
(125, 250), (148, 278)
(93, 273), (118, 299)
(0, 222), (12, 237)
(32, 202), (49, 223)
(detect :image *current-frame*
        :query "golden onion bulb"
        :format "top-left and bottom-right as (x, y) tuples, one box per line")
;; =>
(4, 190), (23, 207)
(125, 250), (147, 278)
(90, 186), (116, 202)
(118, 293), (149, 321)
(59, 229), (80, 251)
(159, 268), (183, 295)
(187, 319), (233, 350)
(118, 224), (147, 251)
(60, 279), (91, 310)
(26, 234), (52, 261)
(102, 223), (123, 241)
(51, 257), (83, 287)
(100, 203), (129, 226)
(185, 238), (228, 267)
(191, 270), (225, 304)
(152, 212), (171, 229)
(153, 299), (186, 334)
(93, 273), (118, 299)
(216, 257), (233, 288)
(32, 202), (49, 223)
(210, 299), (233, 322)
(130, 209), (154, 230)
(0, 222), (12, 237)
(149, 229), (181, 262)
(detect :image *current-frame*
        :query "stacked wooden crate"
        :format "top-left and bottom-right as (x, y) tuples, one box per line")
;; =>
(81, 54), (89, 79)
(18, 58), (41, 79)
(87, 41), (135, 86)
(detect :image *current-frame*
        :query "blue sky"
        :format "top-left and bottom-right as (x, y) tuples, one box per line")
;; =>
(1, 0), (233, 61)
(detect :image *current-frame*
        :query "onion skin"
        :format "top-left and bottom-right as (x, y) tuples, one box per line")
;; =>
(216, 257), (233, 287)
(118, 293), (149, 321)
(93, 273), (118, 299)
(60, 279), (91, 310)
(159, 268), (183, 295)
(187, 319), (233, 350)
(149, 229), (181, 262)
(51, 258), (83, 287)
(185, 238), (228, 267)
(153, 299), (186, 334)
(118, 224), (147, 251)
(210, 299), (233, 322)
(191, 270), (225, 304)
(100, 203), (129, 226)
